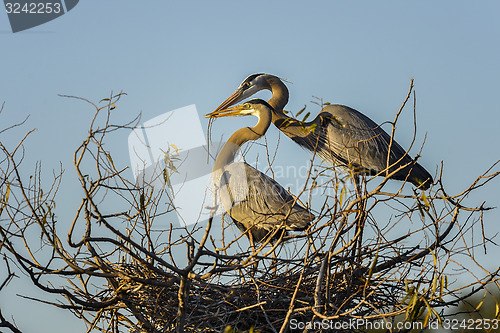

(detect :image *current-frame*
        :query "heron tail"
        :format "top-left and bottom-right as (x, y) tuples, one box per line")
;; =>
(286, 210), (315, 231)
(409, 162), (433, 190)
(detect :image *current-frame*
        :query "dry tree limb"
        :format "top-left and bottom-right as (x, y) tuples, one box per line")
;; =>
(0, 86), (499, 332)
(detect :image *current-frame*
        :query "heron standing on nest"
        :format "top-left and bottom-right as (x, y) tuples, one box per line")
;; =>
(206, 99), (315, 244)
(214, 73), (433, 190)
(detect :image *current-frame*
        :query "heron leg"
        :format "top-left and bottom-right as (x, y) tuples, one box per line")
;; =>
(271, 244), (278, 275)
(352, 173), (367, 264)
(248, 229), (256, 253)
(248, 229), (259, 276)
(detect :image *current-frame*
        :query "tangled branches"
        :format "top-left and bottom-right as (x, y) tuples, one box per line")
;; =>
(0, 88), (499, 333)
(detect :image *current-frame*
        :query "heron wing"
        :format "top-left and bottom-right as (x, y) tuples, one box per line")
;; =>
(289, 104), (432, 187)
(215, 162), (314, 242)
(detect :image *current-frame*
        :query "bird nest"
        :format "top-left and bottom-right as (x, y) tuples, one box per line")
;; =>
(115, 258), (396, 333)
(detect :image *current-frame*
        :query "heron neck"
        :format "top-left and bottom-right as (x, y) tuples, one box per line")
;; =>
(266, 77), (315, 136)
(267, 78), (290, 124)
(213, 109), (272, 171)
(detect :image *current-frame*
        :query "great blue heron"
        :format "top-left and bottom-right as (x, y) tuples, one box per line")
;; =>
(206, 99), (315, 243)
(214, 74), (433, 189)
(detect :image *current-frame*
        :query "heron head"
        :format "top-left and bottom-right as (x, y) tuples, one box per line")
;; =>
(205, 99), (272, 119)
(213, 73), (276, 112)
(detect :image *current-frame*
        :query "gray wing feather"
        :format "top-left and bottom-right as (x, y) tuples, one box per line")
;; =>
(215, 162), (314, 241)
(289, 104), (432, 187)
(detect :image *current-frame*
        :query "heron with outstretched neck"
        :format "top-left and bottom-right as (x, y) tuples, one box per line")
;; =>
(206, 99), (314, 244)
(214, 73), (433, 190)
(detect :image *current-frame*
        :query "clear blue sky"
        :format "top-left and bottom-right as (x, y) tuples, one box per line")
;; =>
(1, 1), (500, 332)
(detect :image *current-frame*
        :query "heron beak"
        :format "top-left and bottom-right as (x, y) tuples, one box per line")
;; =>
(213, 88), (245, 112)
(205, 105), (244, 118)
